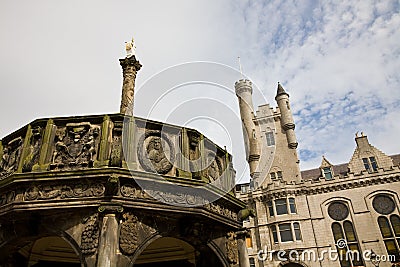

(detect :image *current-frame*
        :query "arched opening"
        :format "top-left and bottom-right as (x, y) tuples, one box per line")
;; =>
(134, 237), (196, 267)
(16, 236), (81, 266)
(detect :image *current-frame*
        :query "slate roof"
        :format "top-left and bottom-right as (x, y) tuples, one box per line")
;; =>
(301, 154), (400, 181)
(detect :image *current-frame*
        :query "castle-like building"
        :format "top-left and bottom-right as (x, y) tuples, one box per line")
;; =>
(234, 79), (400, 267)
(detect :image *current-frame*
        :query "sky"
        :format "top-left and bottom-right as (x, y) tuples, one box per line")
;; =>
(0, 0), (399, 184)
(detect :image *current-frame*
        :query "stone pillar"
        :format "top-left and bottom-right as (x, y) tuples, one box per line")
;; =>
(96, 207), (122, 267)
(119, 56), (142, 116)
(237, 231), (250, 267)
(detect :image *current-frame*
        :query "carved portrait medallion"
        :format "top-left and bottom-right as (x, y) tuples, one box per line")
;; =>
(137, 131), (175, 174)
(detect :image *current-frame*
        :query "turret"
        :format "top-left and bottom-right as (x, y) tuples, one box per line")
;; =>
(235, 79), (260, 177)
(275, 83), (298, 149)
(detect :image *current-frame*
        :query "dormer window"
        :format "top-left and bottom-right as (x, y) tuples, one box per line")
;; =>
(363, 156), (378, 172)
(323, 167), (333, 180)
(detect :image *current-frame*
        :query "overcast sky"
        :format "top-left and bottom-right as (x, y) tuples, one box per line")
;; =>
(1, 1), (399, 183)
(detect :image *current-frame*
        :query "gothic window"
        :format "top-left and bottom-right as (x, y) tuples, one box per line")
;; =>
(323, 167), (333, 180)
(331, 221), (364, 267)
(275, 199), (288, 215)
(374, 194), (400, 262)
(270, 172), (276, 180)
(277, 171), (282, 179)
(266, 132), (275, 146)
(362, 156), (378, 172)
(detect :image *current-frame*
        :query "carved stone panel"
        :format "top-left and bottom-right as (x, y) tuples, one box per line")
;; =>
(0, 137), (23, 179)
(119, 212), (156, 255)
(81, 214), (99, 254)
(226, 231), (239, 265)
(24, 182), (105, 201)
(50, 122), (100, 170)
(137, 131), (175, 174)
(109, 122), (123, 167)
(22, 126), (43, 172)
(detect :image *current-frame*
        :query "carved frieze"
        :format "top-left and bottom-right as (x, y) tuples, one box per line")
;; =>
(50, 122), (100, 170)
(226, 231), (239, 265)
(119, 212), (156, 255)
(81, 214), (99, 254)
(137, 131), (174, 174)
(24, 182), (105, 201)
(22, 126), (42, 172)
(0, 137), (23, 179)
(120, 184), (150, 199)
(146, 189), (207, 206)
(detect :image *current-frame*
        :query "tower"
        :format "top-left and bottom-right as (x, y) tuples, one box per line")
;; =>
(275, 83), (298, 149)
(235, 79), (261, 178)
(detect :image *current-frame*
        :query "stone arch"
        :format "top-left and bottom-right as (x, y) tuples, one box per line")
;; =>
(126, 235), (226, 267)
(1, 233), (84, 266)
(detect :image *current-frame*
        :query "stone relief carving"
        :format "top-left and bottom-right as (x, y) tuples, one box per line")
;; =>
(50, 122), (100, 170)
(22, 126), (42, 172)
(120, 184), (150, 199)
(146, 189), (207, 206)
(0, 190), (16, 206)
(137, 131), (175, 174)
(81, 213), (99, 254)
(24, 182), (105, 201)
(119, 184), (238, 220)
(119, 212), (156, 255)
(0, 137), (23, 179)
(109, 122), (123, 167)
(226, 231), (239, 265)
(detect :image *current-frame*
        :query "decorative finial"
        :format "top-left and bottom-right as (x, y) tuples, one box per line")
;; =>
(238, 56), (244, 79)
(125, 37), (136, 58)
(361, 131), (364, 137)
(355, 131), (359, 137)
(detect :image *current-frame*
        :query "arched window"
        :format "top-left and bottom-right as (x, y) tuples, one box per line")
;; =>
(373, 194), (400, 263)
(329, 202), (364, 267)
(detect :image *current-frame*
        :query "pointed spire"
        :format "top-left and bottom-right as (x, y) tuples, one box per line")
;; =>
(276, 82), (289, 97)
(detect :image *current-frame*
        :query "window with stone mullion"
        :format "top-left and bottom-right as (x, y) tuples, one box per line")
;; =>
(378, 216), (400, 262)
(332, 221), (364, 267)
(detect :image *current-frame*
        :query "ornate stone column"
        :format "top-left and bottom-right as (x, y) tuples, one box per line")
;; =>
(96, 206), (123, 267)
(119, 56), (142, 116)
